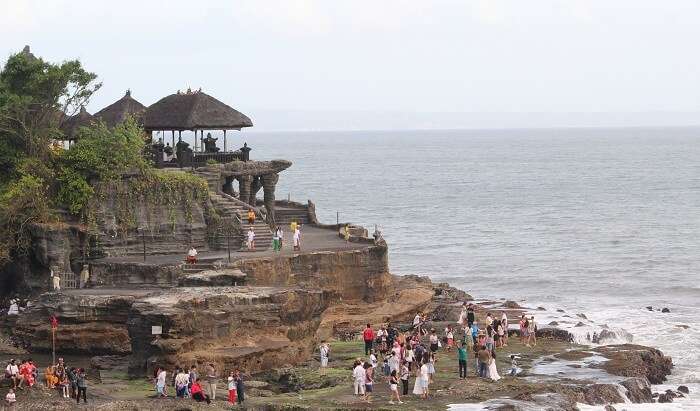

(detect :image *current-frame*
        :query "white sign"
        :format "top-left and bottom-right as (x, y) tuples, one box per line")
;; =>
(151, 326), (162, 335)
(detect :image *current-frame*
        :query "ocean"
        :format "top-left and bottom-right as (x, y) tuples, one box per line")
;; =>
(248, 127), (700, 408)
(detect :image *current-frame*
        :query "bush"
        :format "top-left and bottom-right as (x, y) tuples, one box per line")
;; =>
(56, 167), (94, 215)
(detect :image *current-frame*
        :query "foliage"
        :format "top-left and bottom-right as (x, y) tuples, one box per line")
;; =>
(0, 47), (101, 160)
(60, 117), (146, 182)
(56, 167), (94, 215)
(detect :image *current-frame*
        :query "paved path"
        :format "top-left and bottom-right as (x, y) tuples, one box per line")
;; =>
(97, 225), (370, 265)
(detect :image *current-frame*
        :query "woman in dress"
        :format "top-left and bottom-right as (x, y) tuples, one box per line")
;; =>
(413, 359), (430, 399)
(427, 352), (436, 384)
(501, 313), (509, 346)
(488, 350), (501, 381)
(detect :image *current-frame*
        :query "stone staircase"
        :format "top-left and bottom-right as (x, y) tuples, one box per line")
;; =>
(275, 207), (310, 226)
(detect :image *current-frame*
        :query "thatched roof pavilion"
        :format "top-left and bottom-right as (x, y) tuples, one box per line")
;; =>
(144, 89), (252, 152)
(94, 90), (146, 128)
(61, 106), (94, 141)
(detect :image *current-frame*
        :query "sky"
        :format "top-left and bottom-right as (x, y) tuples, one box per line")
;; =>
(2, 0), (700, 130)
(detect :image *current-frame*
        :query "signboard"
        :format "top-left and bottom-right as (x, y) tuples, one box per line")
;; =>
(151, 325), (162, 335)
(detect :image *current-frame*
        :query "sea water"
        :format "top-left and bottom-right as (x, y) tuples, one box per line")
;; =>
(250, 127), (700, 408)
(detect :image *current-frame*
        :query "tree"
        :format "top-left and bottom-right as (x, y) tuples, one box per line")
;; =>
(0, 46), (101, 161)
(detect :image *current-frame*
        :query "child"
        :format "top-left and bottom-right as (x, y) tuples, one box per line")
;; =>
(5, 388), (16, 408)
(457, 342), (468, 379)
(382, 358), (390, 377)
(427, 352), (436, 383)
(369, 350), (378, 369)
(446, 326), (454, 352)
(389, 370), (403, 404)
(509, 355), (518, 376)
(364, 362), (374, 402)
(227, 371), (237, 404)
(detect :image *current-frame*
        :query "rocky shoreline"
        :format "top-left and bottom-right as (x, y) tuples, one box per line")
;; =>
(1, 272), (685, 410)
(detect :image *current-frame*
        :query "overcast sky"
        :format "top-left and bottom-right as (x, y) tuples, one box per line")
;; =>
(2, 0), (700, 130)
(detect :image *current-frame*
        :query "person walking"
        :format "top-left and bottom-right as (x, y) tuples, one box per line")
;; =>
(364, 362), (374, 402)
(156, 367), (167, 397)
(319, 341), (330, 374)
(276, 226), (284, 250)
(175, 368), (189, 398)
(389, 370), (403, 404)
(188, 365), (197, 395)
(272, 227), (280, 252)
(75, 368), (87, 404)
(467, 304), (475, 327)
(247, 209), (256, 225)
(204, 363), (218, 400)
(352, 360), (366, 399)
(457, 341), (468, 379)
(527, 316), (537, 346)
(293, 226), (301, 251)
(187, 246), (198, 264)
(362, 324), (375, 355)
(227, 371), (237, 405)
(247, 227), (256, 251)
(501, 313), (509, 346)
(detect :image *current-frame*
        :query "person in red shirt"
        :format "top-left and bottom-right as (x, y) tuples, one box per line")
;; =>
(190, 378), (211, 404)
(363, 323), (375, 355)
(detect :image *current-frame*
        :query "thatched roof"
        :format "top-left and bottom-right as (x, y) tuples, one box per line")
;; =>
(94, 90), (146, 127)
(143, 90), (253, 131)
(61, 106), (94, 140)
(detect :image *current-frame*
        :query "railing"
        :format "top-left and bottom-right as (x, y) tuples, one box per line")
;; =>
(150, 148), (244, 169)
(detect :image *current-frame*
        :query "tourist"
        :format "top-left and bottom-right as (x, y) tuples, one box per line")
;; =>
(486, 312), (493, 327)
(45, 365), (57, 388)
(272, 226), (280, 251)
(362, 323), (374, 355)
(76, 368), (87, 404)
(467, 303), (475, 327)
(364, 362), (374, 402)
(477, 346), (491, 378)
(488, 349), (501, 381)
(204, 362), (218, 400)
(290, 220), (298, 233)
(79, 264), (90, 289)
(369, 349), (378, 369)
(527, 316), (537, 346)
(190, 378), (210, 404)
(344, 225), (350, 242)
(7, 298), (19, 315)
(187, 246), (198, 264)
(426, 352), (436, 384)
(413, 343), (425, 371)
(188, 365), (197, 393)
(277, 226), (284, 250)
(156, 366), (167, 397)
(389, 369), (403, 404)
(458, 302), (468, 326)
(413, 359), (429, 399)
(67, 367), (77, 398)
(50, 268), (61, 292)
(247, 227), (256, 250)
(352, 360), (366, 399)
(501, 313), (509, 346)
(381, 357), (390, 377)
(234, 369), (245, 404)
(445, 325), (454, 352)
(520, 315), (527, 345)
(405, 345), (414, 372)
(470, 321), (479, 346)
(400, 361), (410, 395)
(293, 226), (301, 251)
(58, 370), (70, 398)
(175, 368), (189, 398)
(457, 341), (468, 379)
(5, 359), (20, 389)
(319, 341), (330, 374)
(485, 325), (494, 351)
(5, 388), (15, 408)
(389, 349), (400, 376)
(495, 319), (505, 348)
(247, 209), (255, 224)
(509, 354), (518, 376)
(19, 360), (34, 388)
(429, 329), (439, 353)
(413, 312), (422, 334)
(227, 371), (237, 405)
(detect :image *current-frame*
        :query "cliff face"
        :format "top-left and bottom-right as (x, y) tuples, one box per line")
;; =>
(235, 246), (392, 302)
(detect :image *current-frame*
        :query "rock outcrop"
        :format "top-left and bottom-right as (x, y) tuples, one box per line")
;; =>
(594, 344), (673, 384)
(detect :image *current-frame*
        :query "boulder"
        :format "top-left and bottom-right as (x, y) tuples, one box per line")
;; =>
(576, 313), (588, 319)
(575, 322), (586, 327)
(548, 321), (559, 326)
(661, 308), (670, 313)
(537, 307), (546, 311)
(178, 268), (246, 287)
(604, 406), (616, 411)
(583, 384), (625, 404)
(595, 344), (673, 384)
(503, 300), (521, 309)
(678, 385), (689, 394)
(657, 392), (673, 403)
(620, 377), (652, 403)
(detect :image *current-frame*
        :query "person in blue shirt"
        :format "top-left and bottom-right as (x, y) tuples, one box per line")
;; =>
(470, 322), (480, 374)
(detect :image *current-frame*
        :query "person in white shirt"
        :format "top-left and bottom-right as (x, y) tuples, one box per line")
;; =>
(246, 228), (256, 251)
(7, 299), (19, 316)
(174, 370), (189, 398)
(5, 389), (16, 407)
(156, 368), (167, 397)
(5, 360), (20, 389)
(352, 361), (366, 398)
(319, 342), (330, 374)
(187, 246), (198, 264)
(369, 351), (378, 369)
(293, 227), (301, 251)
(50, 268), (61, 292)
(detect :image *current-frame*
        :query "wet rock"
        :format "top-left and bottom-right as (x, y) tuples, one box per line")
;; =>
(678, 385), (689, 394)
(675, 324), (690, 329)
(536, 327), (574, 342)
(657, 392), (674, 403)
(548, 321), (559, 326)
(595, 344), (673, 384)
(604, 406), (616, 411)
(661, 307), (670, 313)
(503, 300), (521, 309)
(576, 313), (588, 319)
(575, 322), (586, 327)
(646, 306), (653, 311)
(620, 377), (652, 403)
(592, 329), (633, 344)
(557, 309), (565, 313)
(583, 383), (625, 404)
(537, 306), (546, 311)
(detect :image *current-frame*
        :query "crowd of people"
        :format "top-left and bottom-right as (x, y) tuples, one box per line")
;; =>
(151, 362), (246, 405)
(339, 303), (538, 403)
(4, 357), (88, 406)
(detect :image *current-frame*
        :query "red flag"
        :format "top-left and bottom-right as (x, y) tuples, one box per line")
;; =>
(50, 315), (59, 330)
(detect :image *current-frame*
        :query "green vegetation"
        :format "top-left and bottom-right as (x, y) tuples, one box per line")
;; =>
(0, 47), (209, 270)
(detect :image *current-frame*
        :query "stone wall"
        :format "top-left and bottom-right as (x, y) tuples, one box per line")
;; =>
(89, 261), (182, 288)
(234, 245), (391, 302)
